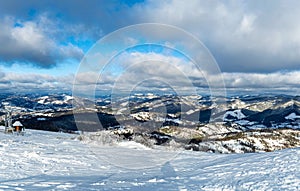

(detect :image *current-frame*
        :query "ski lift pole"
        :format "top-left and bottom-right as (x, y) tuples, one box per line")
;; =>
(3, 103), (13, 133)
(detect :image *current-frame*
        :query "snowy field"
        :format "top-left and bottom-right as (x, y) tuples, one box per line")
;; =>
(1, 130), (300, 190)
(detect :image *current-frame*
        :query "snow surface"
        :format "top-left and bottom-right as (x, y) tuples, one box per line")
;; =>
(223, 110), (246, 121)
(285, 113), (300, 120)
(12, 121), (23, 127)
(1, 129), (300, 190)
(64, 95), (73, 102)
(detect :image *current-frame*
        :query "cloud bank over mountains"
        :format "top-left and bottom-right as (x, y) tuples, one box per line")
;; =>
(0, 0), (299, 93)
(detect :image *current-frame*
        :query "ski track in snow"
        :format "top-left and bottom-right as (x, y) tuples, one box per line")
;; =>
(0, 130), (300, 191)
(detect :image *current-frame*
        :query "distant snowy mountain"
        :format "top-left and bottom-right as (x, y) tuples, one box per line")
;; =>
(0, 93), (299, 153)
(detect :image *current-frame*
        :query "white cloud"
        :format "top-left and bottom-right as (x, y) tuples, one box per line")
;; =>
(238, 14), (256, 34)
(1, 1), (300, 93)
(73, 51), (205, 93)
(222, 71), (300, 88)
(0, 16), (83, 68)
(0, 71), (74, 92)
(136, 0), (300, 73)
(74, 50), (300, 93)
(1, 54), (299, 94)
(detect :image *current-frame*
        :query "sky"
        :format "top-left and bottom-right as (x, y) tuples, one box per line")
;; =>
(0, 0), (299, 95)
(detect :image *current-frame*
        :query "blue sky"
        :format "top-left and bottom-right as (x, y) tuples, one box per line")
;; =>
(0, 0), (299, 94)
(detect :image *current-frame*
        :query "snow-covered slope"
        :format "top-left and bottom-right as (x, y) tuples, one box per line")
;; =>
(223, 109), (246, 121)
(1, 129), (300, 190)
(285, 112), (300, 120)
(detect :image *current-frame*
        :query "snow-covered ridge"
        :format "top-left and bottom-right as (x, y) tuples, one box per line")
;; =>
(0, 93), (299, 153)
(36, 94), (74, 105)
(74, 122), (300, 154)
(285, 112), (300, 120)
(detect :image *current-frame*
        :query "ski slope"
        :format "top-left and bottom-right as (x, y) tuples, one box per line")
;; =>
(0, 130), (300, 190)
